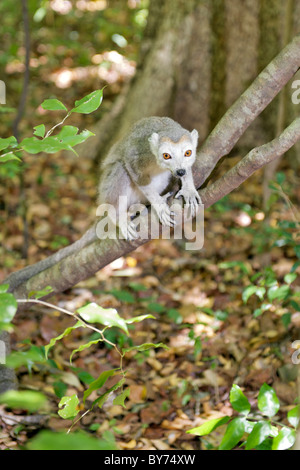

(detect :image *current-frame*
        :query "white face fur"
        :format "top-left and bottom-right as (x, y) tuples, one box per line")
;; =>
(149, 130), (198, 177)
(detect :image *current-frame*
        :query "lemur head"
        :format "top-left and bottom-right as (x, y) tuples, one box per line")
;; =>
(148, 129), (198, 178)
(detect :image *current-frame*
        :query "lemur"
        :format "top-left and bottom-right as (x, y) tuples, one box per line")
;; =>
(98, 116), (201, 240)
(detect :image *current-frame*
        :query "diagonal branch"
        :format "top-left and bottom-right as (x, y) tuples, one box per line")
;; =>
(200, 117), (300, 208)
(193, 34), (300, 189)
(4, 35), (300, 301)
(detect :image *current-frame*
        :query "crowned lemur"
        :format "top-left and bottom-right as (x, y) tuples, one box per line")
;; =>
(98, 116), (201, 240)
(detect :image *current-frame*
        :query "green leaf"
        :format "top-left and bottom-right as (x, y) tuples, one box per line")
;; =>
(281, 313), (292, 329)
(0, 152), (21, 163)
(44, 321), (85, 358)
(93, 377), (125, 409)
(125, 314), (156, 324)
(147, 302), (165, 313)
(167, 308), (183, 324)
(229, 384), (251, 415)
(0, 293), (18, 323)
(122, 342), (169, 354)
(186, 416), (231, 436)
(26, 430), (117, 450)
(284, 273), (297, 285)
(57, 125), (79, 138)
(257, 383), (280, 418)
(242, 285), (266, 303)
(58, 394), (80, 420)
(245, 421), (272, 450)
(0, 284), (9, 294)
(272, 427), (296, 450)
(71, 90), (103, 114)
(20, 137), (44, 154)
(33, 124), (46, 138)
(276, 172), (286, 185)
(219, 417), (246, 450)
(113, 388), (130, 408)
(110, 289), (135, 303)
(287, 405), (300, 428)
(6, 346), (46, 370)
(0, 136), (18, 151)
(70, 338), (102, 363)
(28, 286), (54, 299)
(21, 136), (69, 154)
(41, 99), (67, 111)
(0, 390), (47, 412)
(77, 302), (129, 335)
(58, 129), (95, 148)
(83, 369), (117, 404)
(267, 285), (290, 302)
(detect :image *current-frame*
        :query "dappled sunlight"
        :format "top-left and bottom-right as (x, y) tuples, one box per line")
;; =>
(49, 51), (135, 88)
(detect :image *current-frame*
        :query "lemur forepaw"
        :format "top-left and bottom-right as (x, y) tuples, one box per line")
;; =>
(154, 202), (176, 227)
(119, 220), (139, 240)
(175, 190), (201, 217)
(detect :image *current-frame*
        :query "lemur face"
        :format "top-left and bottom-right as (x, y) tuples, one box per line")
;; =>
(149, 130), (198, 178)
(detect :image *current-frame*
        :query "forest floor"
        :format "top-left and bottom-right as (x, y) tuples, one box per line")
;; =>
(0, 141), (300, 450)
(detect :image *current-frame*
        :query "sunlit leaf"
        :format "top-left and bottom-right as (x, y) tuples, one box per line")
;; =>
(125, 314), (156, 324)
(77, 303), (129, 334)
(229, 384), (251, 415)
(257, 383), (280, 418)
(245, 421), (272, 450)
(72, 90), (103, 114)
(0, 293), (17, 324)
(187, 416), (230, 436)
(267, 285), (290, 302)
(58, 394), (80, 420)
(284, 273), (297, 285)
(272, 427), (296, 450)
(287, 405), (300, 428)
(242, 285), (265, 303)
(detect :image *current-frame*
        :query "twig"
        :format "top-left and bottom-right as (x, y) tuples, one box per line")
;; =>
(16, 298), (122, 359)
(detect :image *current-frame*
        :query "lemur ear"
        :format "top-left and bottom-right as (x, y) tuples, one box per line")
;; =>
(190, 129), (199, 148)
(148, 132), (160, 154)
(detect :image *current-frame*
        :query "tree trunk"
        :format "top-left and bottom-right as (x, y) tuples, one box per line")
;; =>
(88, 0), (300, 165)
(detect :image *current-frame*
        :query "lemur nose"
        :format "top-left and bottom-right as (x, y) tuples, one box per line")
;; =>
(176, 169), (186, 177)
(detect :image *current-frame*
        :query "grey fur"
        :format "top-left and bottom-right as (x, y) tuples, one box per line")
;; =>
(98, 116), (201, 239)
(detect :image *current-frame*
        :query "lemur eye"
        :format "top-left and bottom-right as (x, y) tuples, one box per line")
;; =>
(163, 153), (172, 160)
(185, 150), (192, 157)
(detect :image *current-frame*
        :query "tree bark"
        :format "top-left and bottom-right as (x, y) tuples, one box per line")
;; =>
(84, 0), (300, 166)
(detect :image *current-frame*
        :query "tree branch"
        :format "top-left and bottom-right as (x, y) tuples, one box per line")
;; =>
(193, 34), (300, 188)
(4, 35), (300, 301)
